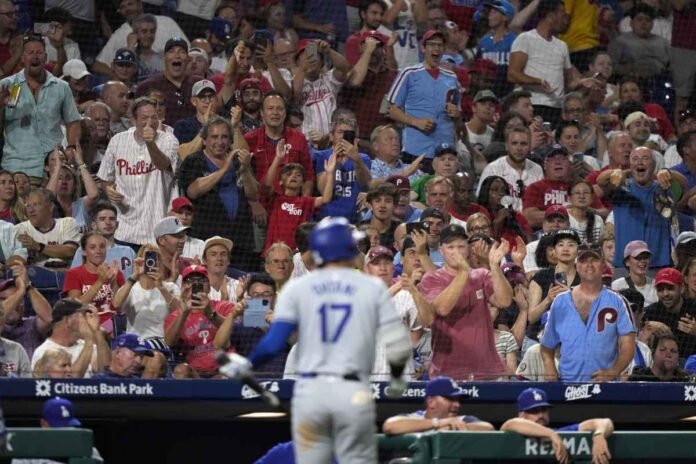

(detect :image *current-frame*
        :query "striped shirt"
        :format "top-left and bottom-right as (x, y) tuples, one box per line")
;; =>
(97, 128), (179, 245)
(300, 69), (344, 138)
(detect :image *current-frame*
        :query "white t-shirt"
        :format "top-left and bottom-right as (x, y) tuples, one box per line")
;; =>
(611, 276), (658, 307)
(176, 0), (221, 20)
(466, 123), (494, 154)
(31, 338), (96, 377)
(510, 29), (572, 108)
(664, 145), (681, 168)
(477, 157), (544, 212)
(44, 37), (81, 64)
(569, 212), (604, 244)
(300, 69), (344, 138)
(523, 239), (540, 273)
(96, 16), (188, 66)
(378, 0), (420, 69)
(371, 289), (421, 381)
(123, 281), (180, 339)
(291, 252), (310, 280)
(97, 128), (179, 245)
(45, 0), (94, 22)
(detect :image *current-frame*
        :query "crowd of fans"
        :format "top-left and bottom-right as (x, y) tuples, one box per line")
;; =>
(0, 0), (694, 382)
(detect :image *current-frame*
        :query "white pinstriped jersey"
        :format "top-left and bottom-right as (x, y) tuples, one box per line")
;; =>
(97, 129), (179, 245)
(274, 268), (405, 378)
(15, 217), (81, 265)
(299, 69), (343, 138)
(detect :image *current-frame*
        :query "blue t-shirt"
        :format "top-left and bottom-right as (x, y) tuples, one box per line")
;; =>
(70, 243), (136, 278)
(542, 288), (636, 382)
(312, 148), (372, 221)
(611, 180), (673, 268)
(672, 162), (696, 190)
(387, 65), (460, 158)
(477, 31), (517, 96)
(173, 117), (203, 144)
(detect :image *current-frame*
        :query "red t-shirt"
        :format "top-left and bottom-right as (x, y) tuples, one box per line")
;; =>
(522, 178), (603, 211)
(245, 126), (315, 208)
(264, 193), (316, 254)
(344, 32), (363, 66)
(164, 300), (234, 374)
(63, 265), (126, 324)
(643, 103), (675, 141)
(449, 203), (490, 222)
(586, 166), (612, 209)
(418, 267), (505, 380)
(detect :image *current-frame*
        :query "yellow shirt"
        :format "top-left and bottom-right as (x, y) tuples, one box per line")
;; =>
(559, 0), (599, 52)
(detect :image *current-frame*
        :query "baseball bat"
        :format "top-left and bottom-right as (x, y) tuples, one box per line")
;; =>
(216, 352), (284, 412)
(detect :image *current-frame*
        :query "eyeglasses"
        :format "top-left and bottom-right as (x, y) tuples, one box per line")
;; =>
(249, 291), (274, 299)
(175, 89), (184, 106)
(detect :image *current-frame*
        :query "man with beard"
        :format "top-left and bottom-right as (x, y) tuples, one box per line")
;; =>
(102, 80), (133, 135)
(174, 79), (225, 159)
(0, 36), (81, 181)
(383, 376), (494, 434)
(313, 117), (371, 221)
(238, 78), (264, 135)
(345, 0), (387, 65)
(135, 38), (198, 126)
(622, 111), (666, 170)
(509, 0), (600, 124)
(643, 268), (696, 358)
(502, 388), (614, 464)
(387, 175), (421, 223)
(84, 102), (113, 164)
(599, 146), (675, 268)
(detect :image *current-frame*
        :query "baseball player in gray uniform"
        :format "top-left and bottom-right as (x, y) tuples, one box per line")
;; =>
(219, 217), (412, 463)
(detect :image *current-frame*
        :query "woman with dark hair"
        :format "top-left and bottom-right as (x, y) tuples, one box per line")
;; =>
(0, 170), (26, 223)
(477, 175), (531, 247)
(534, 232), (558, 271)
(629, 333), (689, 381)
(567, 179), (604, 244)
(555, 119), (601, 169)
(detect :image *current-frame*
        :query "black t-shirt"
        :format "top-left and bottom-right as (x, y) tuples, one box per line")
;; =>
(359, 219), (402, 254)
(526, 267), (581, 340)
(628, 366), (691, 382)
(643, 298), (696, 357)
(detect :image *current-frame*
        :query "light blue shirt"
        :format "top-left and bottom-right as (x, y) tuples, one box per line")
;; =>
(70, 243), (136, 278)
(0, 70), (81, 177)
(0, 220), (27, 262)
(369, 158), (425, 184)
(542, 288), (635, 382)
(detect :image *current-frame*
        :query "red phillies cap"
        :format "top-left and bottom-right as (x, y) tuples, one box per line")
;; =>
(420, 29), (445, 47)
(239, 77), (262, 92)
(360, 30), (389, 44)
(296, 38), (313, 57)
(172, 197), (194, 213)
(364, 245), (394, 265)
(655, 268), (683, 287)
(544, 205), (569, 220)
(181, 265), (208, 280)
(387, 175), (411, 191)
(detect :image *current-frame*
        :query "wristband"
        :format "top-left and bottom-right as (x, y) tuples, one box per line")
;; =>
(37, 243), (45, 253)
(593, 431), (603, 437)
(431, 418), (439, 430)
(127, 276), (138, 285)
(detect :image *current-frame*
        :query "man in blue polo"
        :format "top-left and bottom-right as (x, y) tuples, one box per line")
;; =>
(386, 30), (461, 173)
(541, 244), (636, 382)
(502, 388), (614, 464)
(382, 376), (494, 434)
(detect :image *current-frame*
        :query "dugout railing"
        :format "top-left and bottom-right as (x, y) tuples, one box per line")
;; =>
(0, 428), (97, 463)
(378, 431), (696, 463)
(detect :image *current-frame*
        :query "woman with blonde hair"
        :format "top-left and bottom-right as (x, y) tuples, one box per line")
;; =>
(33, 349), (73, 378)
(0, 170), (27, 223)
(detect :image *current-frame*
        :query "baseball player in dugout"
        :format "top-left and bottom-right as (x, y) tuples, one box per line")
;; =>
(219, 217), (412, 463)
(382, 376), (494, 434)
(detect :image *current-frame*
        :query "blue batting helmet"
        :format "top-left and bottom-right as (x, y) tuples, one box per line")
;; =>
(310, 218), (362, 266)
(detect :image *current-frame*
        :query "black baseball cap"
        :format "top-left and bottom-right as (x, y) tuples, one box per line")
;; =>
(165, 37), (188, 53)
(551, 229), (580, 246)
(52, 299), (88, 323)
(113, 48), (137, 65)
(434, 143), (457, 158)
(421, 207), (447, 222)
(440, 224), (468, 244)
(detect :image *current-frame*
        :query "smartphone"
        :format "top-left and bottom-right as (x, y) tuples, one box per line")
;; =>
(306, 41), (319, 61)
(343, 130), (356, 144)
(446, 88), (458, 105)
(192, 282), (205, 296)
(253, 29), (272, 47)
(573, 152), (584, 164)
(554, 271), (568, 287)
(406, 222), (427, 235)
(541, 121), (552, 132)
(144, 251), (157, 274)
(33, 22), (53, 35)
(244, 298), (270, 328)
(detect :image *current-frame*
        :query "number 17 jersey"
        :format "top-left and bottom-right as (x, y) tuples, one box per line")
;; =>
(274, 268), (401, 378)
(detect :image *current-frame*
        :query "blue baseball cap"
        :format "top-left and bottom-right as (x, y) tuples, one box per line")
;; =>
(425, 376), (470, 398)
(209, 17), (233, 41)
(43, 397), (81, 427)
(113, 47), (137, 65)
(485, 0), (516, 19)
(517, 388), (553, 411)
(112, 333), (154, 356)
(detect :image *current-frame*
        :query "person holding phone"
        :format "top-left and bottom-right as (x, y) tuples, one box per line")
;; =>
(164, 265), (235, 377)
(526, 229), (581, 352)
(112, 244), (180, 344)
